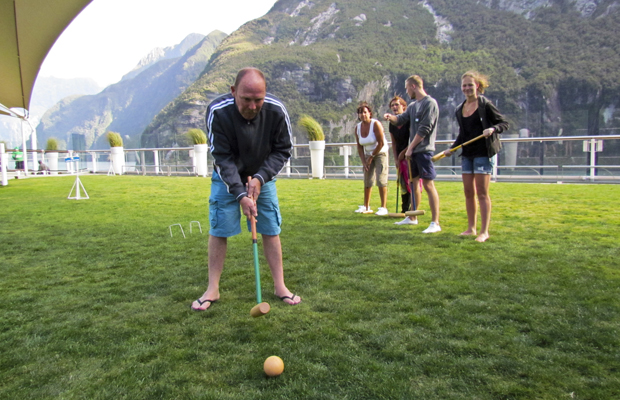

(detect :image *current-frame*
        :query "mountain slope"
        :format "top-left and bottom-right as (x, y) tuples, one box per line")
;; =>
(36, 31), (227, 149)
(31, 77), (102, 112)
(142, 0), (620, 148)
(0, 77), (101, 148)
(121, 33), (207, 82)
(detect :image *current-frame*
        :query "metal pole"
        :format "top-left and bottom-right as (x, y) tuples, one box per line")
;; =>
(539, 141), (545, 176)
(31, 126), (38, 172)
(68, 150), (74, 174)
(1, 143), (8, 186)
(21, 120), (28, 176)
(590, 138), (596, 180)
(344, 146), (350, 178)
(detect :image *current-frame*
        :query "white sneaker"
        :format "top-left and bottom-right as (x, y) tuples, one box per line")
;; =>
(375, 207), (388, 216)
(395, 217), (418, 225)
(423, 222), (441, 233)
(354, 205), (366, 213)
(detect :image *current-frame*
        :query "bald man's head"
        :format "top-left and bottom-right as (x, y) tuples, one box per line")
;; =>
(231, 68), (267, 120)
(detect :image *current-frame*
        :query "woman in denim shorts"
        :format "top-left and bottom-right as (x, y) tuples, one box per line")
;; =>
(441, 71), (509, 242)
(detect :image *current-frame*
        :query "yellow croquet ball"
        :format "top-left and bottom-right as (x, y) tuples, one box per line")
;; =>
(263, 355), (284, 377)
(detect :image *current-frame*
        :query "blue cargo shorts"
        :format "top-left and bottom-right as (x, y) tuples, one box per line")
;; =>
(209, 172), (282, 237)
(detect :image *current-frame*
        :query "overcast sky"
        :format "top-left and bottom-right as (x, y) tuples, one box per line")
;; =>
(39, 0), (278, 88)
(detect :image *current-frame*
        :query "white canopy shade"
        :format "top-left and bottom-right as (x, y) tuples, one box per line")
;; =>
(0, 0), (93, 112)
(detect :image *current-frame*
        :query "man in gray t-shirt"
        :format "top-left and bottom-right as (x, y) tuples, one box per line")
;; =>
(384, 75), (441, 233)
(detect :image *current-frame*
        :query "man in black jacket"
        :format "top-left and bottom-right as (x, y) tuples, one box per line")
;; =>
(191, 68), (301, 311)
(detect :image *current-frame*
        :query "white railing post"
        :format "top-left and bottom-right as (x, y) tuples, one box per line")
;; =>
(0, 143), (8, 186)
(67, 150), (74, 174)
(340, 145), (351, 178)
(153, 150), (160, 175)
(90, 152), (97, 173)
(140, 151), (146, 174)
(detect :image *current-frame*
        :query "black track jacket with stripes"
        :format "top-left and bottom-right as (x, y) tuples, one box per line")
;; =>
(205, 92), (292, 201)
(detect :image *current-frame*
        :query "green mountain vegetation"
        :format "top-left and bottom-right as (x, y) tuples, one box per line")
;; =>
(36, 31), (227, 150)
(142, 0), (620, 155)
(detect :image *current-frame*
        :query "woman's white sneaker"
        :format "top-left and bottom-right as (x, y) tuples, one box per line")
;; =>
(375, 207), (388, 216)
(395, 217), (418, 225)
(422, 222), (441, 233)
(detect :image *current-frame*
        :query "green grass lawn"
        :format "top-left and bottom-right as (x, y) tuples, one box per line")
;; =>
(1, 176), (619, 399)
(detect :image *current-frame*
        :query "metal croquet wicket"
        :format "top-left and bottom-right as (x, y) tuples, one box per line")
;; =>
(189, 221), (202, 234)
(168, 223), (186, 238)
(169, 221), (202, 238)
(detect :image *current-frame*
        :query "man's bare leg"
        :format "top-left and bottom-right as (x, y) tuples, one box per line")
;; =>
(192, 235), (226, 310)
(422, 179), (440, 224)
(475, 174), (492, 242)
(461, 174), (477, 236)
(262, 234), (301, 305)
(409, 177), (423, 223)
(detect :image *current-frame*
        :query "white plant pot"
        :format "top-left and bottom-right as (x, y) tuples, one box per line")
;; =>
(502, 133), (519, 168)
(194, 144), (208, 177)
(46, 152), (59, 176)
(110, 146), (125, 175)
(309, 140), (325, 179)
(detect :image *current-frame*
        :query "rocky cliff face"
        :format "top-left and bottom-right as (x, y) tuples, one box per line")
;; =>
(141, 0), (619, 149)
(122, 33), (206, 82)
(475, 0), (616, 18)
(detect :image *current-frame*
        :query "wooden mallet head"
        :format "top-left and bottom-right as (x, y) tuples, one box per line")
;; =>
(405, 210), (426, 216)
(250, 302), (270, 318)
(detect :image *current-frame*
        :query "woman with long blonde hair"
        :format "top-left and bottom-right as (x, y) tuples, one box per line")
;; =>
(440, 71), (509, 242)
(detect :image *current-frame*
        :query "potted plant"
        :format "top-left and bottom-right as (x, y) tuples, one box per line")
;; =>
(106, 131), (124, 175)
(299, 115), (325, 179)
(45, 138), (59, 175)
(187, 128), (208, 177)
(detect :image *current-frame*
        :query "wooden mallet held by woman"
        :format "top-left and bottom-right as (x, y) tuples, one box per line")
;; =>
(431, 133), (486, 162)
